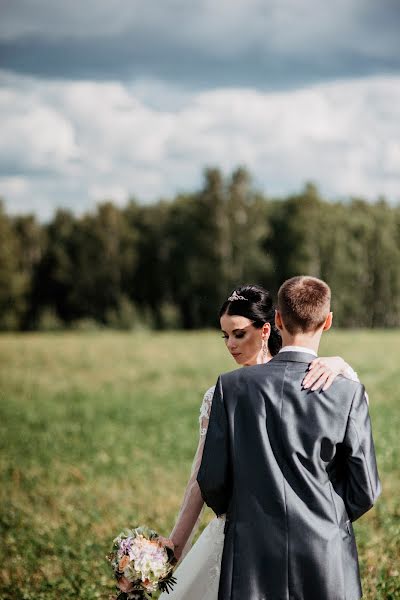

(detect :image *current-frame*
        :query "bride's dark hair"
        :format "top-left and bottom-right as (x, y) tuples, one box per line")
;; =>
(219, 284), (282, 356)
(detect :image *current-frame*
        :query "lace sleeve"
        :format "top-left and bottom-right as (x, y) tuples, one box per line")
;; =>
(169, 386), (215, 562)
(199, 386), (215, 438)
(342, 363), (359, 382)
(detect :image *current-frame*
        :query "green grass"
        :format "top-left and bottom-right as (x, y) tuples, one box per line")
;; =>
(0, 330), (399, 599)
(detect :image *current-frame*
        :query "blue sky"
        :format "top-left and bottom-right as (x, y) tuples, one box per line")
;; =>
(1, 0), (400, 219)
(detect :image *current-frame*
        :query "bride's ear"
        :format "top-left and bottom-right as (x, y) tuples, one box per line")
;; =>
(262, 322), (271, 339)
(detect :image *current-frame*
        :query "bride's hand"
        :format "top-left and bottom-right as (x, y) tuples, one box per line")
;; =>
(302, 356), (346, 391)
(157, 535), (175, 550)
(165, 535), (183, 562)
(157, 536), (178, 562)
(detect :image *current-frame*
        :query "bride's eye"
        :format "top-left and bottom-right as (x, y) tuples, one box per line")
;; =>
(221, 334), (228, 340)
(235, 333), (245, 339)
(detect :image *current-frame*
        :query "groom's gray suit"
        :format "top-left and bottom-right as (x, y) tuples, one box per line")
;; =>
(197, 351), (381, 600)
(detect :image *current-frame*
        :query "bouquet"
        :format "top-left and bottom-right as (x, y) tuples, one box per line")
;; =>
(107, 526), (177, 599)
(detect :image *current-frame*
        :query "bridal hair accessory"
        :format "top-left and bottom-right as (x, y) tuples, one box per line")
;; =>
(107, 526), (177, 599)
(228, 291), (248, 302)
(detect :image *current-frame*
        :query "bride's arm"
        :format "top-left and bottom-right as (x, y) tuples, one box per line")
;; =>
(302, 356), (366, 397)
(169, 387), (215, 562)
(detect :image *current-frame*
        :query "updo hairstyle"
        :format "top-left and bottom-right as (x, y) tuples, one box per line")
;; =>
(219, 284), (282, 356)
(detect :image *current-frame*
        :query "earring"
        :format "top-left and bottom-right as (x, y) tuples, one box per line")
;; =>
(262, 338), (269, 360)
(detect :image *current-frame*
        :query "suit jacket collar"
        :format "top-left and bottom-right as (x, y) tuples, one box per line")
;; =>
(271, 351), (316, 364)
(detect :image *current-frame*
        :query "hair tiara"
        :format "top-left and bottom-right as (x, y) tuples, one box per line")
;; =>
(228, 290), (248, 302)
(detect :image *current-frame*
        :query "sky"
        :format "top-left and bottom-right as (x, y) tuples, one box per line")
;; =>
(1, 0), (400, 220)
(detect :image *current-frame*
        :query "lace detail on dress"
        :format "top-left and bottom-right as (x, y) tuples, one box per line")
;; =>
(206, 516), (226, 588)
(199, 386), (215, 437)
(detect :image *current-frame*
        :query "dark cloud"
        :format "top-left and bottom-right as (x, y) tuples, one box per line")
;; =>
(0, 0), (399, 89)
(1, 33), (399, 91)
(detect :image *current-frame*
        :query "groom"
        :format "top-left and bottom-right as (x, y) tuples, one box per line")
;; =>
(197, 276), (381, 600)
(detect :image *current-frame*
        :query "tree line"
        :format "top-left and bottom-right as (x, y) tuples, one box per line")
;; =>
(1, 167), (399, 331)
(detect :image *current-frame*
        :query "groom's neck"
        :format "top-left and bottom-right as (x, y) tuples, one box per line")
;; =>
(281, 331), (322, 355)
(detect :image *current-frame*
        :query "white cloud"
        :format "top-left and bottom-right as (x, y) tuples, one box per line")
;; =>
(0, 176), (29, 197)
(0, 74), (79, 174)
(0, 70), (399, 220)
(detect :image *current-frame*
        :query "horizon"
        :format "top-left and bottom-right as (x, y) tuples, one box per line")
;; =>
(2, 173), (398, 225)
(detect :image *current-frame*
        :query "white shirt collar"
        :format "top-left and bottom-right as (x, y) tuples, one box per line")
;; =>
(279, 345), (317, 357)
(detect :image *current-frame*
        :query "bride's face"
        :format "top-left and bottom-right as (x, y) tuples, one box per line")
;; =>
(220, 313), (271, 367)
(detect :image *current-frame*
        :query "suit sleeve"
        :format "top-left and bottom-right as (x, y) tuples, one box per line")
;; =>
(196, 376), (231, 516)
(342, 383), (381, 521)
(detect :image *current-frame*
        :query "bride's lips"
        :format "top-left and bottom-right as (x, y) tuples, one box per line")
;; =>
(231, 352), (241, 358)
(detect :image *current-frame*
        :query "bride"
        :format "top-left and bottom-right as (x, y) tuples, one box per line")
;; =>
(159, 284), (360, 599)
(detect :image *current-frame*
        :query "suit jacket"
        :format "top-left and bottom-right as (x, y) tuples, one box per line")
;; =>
(197, 351), (381, 600)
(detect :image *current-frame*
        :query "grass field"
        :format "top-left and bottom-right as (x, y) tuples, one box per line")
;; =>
(0, 330), (399, 599)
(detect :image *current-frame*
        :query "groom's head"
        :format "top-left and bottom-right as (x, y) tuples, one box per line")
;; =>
(276, 276), (332, 340)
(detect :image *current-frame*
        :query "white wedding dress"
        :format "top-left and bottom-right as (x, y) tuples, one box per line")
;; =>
(159, 386), (224, 600)
(160, 365), (362, 600)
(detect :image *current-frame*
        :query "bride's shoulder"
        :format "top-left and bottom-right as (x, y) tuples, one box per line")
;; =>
(202, 385), (216, 401)
(199, 385), (215, 420)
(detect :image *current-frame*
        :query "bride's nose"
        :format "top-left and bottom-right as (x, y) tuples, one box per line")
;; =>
(227, 337), (237, 350)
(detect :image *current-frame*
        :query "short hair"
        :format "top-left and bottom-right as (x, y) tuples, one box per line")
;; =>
(277, 276), (331, 335)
